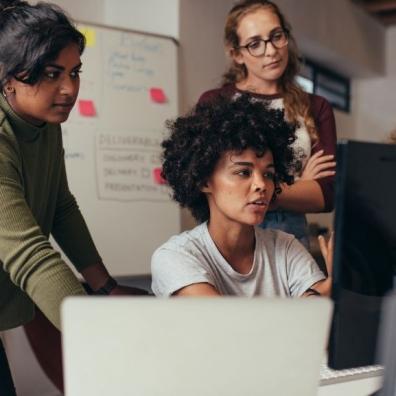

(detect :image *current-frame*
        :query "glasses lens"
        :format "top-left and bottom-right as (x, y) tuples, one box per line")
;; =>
(247, 40), (267, 57)
(245, 31), (288, 57)
(271, 31), (288, 49)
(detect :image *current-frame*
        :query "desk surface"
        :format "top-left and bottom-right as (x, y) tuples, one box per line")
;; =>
(318, 375), (382, 396)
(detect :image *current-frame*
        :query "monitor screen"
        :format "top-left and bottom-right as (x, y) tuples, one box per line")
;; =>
(329, 140), (396, 369)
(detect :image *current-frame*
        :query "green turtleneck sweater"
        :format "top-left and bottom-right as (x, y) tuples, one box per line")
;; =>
(0, 95), (101, 331)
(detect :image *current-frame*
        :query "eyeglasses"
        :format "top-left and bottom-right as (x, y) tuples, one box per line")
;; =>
(236, 29), (289, 57)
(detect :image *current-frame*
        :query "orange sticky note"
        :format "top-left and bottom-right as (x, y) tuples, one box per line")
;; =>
(150, 88), (167, 104)
(153, 168), (166, 185)
(78, 100), (96, 117)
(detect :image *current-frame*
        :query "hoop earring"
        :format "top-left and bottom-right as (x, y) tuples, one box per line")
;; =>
(2, 86), (14, 98)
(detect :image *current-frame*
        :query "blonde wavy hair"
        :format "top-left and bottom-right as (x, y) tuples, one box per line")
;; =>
(223, 0), (318, 143)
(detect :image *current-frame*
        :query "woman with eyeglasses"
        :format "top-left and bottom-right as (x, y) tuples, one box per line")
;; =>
(199, 0), (337, 249)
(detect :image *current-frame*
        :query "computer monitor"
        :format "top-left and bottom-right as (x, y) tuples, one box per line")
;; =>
(328, 140), (396, 370)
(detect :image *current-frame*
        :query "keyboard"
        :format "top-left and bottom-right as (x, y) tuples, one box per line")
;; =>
(319, 363), (384, 385)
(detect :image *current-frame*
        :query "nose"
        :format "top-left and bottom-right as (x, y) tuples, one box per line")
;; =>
(265, 41), (277, 57)
(59, 76), (79, 97)
(252, 173), (267, 192)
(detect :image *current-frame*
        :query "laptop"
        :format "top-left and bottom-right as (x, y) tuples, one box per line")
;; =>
(61, 297), (332, 396)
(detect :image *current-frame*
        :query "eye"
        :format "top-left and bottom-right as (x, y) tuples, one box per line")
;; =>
(271, 31), (285, 43)
(44, 70), (60, 80)
(70, 69), (82, 79)
(264, 171), (275, 180)
(235, 168), (252, 177)
(247, 39), (262, 50)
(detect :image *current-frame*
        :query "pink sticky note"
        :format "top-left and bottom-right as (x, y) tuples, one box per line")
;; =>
(150, 88), (167, 104)
(78, 100), (96, 117)
(153, 167), (166, 185)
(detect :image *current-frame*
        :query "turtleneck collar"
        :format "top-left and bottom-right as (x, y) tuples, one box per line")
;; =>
(0, 94), (48, 141)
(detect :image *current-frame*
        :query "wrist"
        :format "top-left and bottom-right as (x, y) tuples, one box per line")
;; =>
(94, 277), (118, 295)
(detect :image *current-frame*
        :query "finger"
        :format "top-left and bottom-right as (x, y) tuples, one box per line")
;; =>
(316, 161), (336, 169)
(310, 163), (336, 175)
(307, 150), (324, 161)
(318, 235), (332, 277)
(313, 157), (335, 167)
(313, 170), (336, 179)
(318, 235), (327, 258)
(307, 156), (335, 167)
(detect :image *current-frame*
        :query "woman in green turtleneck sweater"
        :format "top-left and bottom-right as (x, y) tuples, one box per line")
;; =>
(0, 2), (141, 392)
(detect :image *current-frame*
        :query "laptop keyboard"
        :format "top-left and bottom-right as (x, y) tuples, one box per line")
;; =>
(319, 363), (384, 385)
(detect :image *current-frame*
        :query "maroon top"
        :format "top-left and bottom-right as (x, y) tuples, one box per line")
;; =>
(198, 84), (337, 212)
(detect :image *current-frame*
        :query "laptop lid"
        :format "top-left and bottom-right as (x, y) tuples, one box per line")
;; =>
(61, 297), (332, 396)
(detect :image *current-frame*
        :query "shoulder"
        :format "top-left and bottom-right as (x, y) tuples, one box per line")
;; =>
(0, 111), (20, 160)
(308, 93), (334, 118)
(197, 84), (236, 104)
(0, 107), (6, 128)
(152, 223), (208, 263)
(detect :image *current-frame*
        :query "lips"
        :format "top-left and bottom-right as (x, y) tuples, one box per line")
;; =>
(52, 102), (75, 113)
(264, 60), (281, 68)
(247, 197), (269, 206)
(53, 102), (74, 108)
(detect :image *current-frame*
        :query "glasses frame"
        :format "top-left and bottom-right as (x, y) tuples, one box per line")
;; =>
(236, 29), (289, 57)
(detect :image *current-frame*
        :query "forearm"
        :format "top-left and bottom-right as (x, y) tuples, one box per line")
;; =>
(274, 180), (325, 213)
(52, 197), (102, 272)
(309, 277), (332, 297)
(79, 261), (112, 291)
(174, 282), (221, 296)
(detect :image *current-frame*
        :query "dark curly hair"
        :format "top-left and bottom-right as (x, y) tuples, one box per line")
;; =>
(162, 94), (297, 223)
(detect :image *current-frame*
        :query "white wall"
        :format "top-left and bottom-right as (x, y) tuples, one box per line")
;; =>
(351, 26), (396, 143)
(50, 0), (179, 38)
(44, 0), (106, 24)
(103, 0), (179, 38)
(178, 0), (234, 112)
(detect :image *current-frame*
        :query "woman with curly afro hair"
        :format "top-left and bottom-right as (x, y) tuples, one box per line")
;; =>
(151, 94), (332, 298)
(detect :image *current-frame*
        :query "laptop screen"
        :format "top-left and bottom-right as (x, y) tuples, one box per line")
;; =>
(329, 140), (396, 369)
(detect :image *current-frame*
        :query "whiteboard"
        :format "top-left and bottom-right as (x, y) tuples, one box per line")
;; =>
(61, 23), (180, 275)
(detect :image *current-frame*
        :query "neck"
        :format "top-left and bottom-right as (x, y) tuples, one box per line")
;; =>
(207, 219), (255, 274)
(5, 95), (45, 127)
(236, 76), (280, 96)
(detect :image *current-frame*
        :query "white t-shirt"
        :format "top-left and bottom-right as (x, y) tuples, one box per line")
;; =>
(151, 223), (325, 297)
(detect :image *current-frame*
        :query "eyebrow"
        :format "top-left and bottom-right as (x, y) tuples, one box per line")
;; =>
(45, 62), (83, 71)
(244, 27), (283, 43)
(230, 161), (275, 169)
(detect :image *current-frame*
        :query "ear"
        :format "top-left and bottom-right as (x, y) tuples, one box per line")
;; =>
(3, 79), (16, 96)
(230, 47), (244, 66)
(200, 180), (212, 194)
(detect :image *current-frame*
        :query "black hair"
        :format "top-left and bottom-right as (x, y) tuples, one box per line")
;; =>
(162, 94), (297, 223)
(0, 0), (85, 88)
